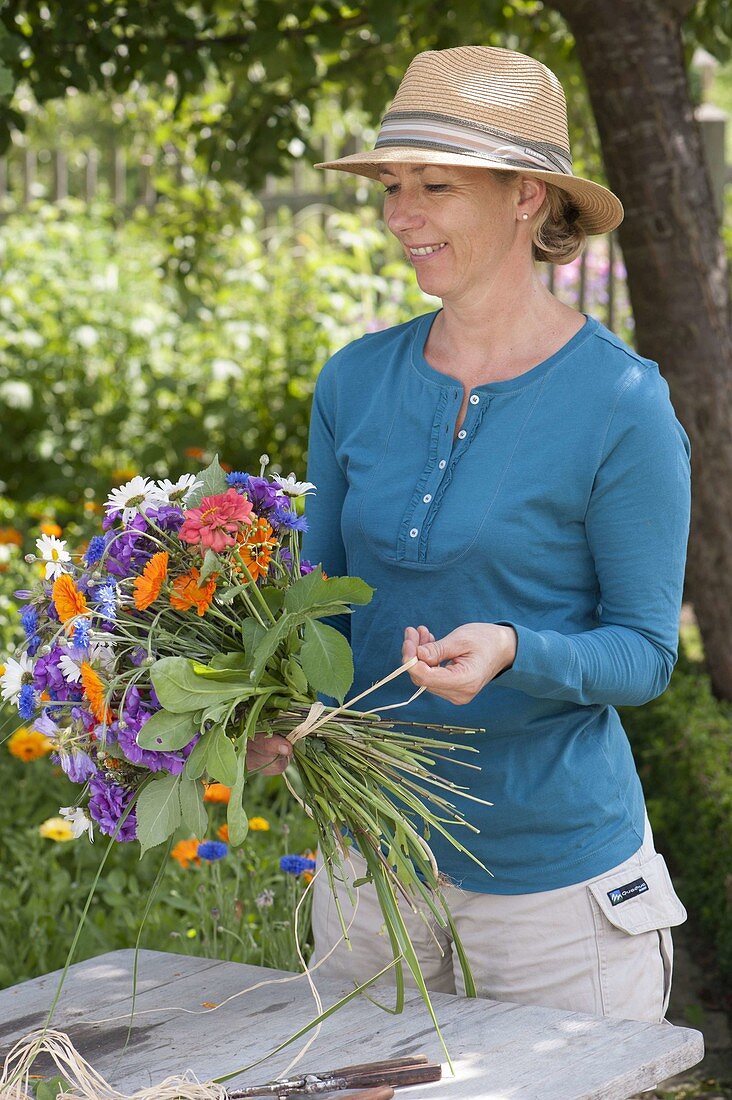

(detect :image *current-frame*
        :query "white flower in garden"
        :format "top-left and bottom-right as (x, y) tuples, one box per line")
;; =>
(35, 534), (71, 580)
(59, 806), (94, 842)
(105, 476), (164, 523)
(272, 473), (317, 498)
(58, 654), (82, 683)
(0, 653), (34, 704)
(156, 474), (202, 505)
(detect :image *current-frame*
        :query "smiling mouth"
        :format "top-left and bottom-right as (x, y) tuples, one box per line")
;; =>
(408, 242), (448, 257)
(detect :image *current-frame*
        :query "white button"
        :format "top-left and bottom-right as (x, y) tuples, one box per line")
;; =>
(423, 494), (432, 503)
(438, 459), (447, 469)
(457, 429), (467, 439)
(470, 394), (480, 405)
(409, 528), (419, 538)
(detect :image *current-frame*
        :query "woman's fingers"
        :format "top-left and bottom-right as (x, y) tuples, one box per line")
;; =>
(246, 733), (292, 776)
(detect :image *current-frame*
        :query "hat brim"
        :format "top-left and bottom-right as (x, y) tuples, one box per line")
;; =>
(315, 147), (623, 236)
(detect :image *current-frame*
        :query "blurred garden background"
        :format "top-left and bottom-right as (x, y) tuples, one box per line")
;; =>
(0, 3), (731, 1094)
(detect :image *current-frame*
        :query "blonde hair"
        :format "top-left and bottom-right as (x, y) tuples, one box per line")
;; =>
(490, 169), (587, 265)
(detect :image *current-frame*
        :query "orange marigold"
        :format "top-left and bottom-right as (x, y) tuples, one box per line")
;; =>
(170, 568), (217, 616)
(217, 823), (229, 843)
(235, 517), (277, 582)
(302, 849), (317, 885)
(40, 520), (62, 537)
(133, 551), (169, 611)
(80, 661), (113, 724)
(171, 838), (201, 869)
(8, 726), (53, 761)
(204, 783), (231, 804)
(0, 527), (23, 546)
(52, 574), (89, 634)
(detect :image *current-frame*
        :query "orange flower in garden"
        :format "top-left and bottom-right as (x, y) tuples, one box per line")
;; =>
(302, 849), (317, 885)
(112, 468), (137, 483)
(80, 661), (113, 724)
(8, 727), (53, 761)
(217, 824), (229, 842)
(170, 568), (217, 616)
(204, 783), (231, 804)
(52, 574), (89, 634)
(0, 527), (23, 546)
(171, 838), (201, 869)
(235, 517), (277, 582)
(133, 551), (169, 611)
(248, 816), (270, 831)
(184, 447), (206, 461)
(40, 520), (62, 537)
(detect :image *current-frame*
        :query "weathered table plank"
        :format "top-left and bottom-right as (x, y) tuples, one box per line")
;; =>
(0, 950), (704, 1100)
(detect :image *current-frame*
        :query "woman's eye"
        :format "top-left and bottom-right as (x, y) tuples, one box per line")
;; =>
(382, 185), (399, 195)
(425, 184), (448, 192)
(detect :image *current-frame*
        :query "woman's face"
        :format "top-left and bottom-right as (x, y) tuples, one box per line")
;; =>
(379, 162), (527, 305)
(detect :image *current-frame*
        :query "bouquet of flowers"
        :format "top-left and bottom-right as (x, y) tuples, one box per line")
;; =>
(1, 457), (489, 1045)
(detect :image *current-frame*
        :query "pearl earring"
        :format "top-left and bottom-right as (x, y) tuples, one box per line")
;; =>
(521, 213), (529, 220)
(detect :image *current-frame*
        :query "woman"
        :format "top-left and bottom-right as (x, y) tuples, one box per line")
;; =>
(247, 44), (690, 1022)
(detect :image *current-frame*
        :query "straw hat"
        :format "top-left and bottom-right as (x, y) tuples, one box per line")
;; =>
(315, 45), (623, 235)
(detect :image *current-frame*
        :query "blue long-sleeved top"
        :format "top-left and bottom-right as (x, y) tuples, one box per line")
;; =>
(302, 310), (691, 893)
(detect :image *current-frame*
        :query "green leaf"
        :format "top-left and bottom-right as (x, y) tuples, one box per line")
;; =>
(206, 725), (238, 786)
(186, 455), (228, 507)
(284, 568), (373, 615)
(210, 652), (249, 670)
(184, 734), (209, 780)
(199, 547), (221, 583)
(251, 612), (294, 683)
(150, 656), (253, 713)
(180, 777), (207, 837)
(300, 619), (354, 704)
(241, 618), (267, 655)
(283, 565), (325, 613)
(35, 1077), (70, 1100)
(137, 709), (199, 752)
(226, 755), (249, 846)
(316, 575), (374, 606)
(136, 774), (182, 856)
(261, 585), (285, 615)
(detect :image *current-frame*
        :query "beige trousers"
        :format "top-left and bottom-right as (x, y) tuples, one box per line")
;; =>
(310, 820), (687, 1022)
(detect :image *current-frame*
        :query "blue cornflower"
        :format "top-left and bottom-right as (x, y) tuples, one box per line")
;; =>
(19, 606), (38, 639)
(280, 854), (316, 876)
(96, 582), (118, 619)
(18, 683), (37, 720)
(85, 535), (107, 566)
(226, 472), (250, 492)
(197, 840), (228, 862)
(272, 508), (308, 533)
(72, 618), (91, 650)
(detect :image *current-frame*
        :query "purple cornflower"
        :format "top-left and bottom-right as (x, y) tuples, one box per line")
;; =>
(145, 504), (185, 533)
(198, 840), (228, 862)
(280, 854), (316, 876)
(85, 535), (107, 566)
(104, 515), (153, 579)
(244, 476), (280, 513)
(18, 683), (37, 720)
(88, 773), (137, 842)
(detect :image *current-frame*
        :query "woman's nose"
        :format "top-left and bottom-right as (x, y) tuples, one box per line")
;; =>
(386, 192), (426, 234)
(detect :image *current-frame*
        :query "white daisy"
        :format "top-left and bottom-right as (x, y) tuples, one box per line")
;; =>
(89, 639), (116, 673)
(35, 534), (71, 580)
(0, 653), (34, 704)
(156, 474), (203, 505)
(59, 654), (82, 683)
(272, 473), (317, 498)
(59, 806), (94, 842)
(105, 476), (165, 523)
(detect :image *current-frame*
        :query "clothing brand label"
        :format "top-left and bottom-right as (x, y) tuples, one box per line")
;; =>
(607, 877), (649, 906)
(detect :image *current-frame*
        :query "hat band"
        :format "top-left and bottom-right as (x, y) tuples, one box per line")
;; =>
(375, 114), (572, 175)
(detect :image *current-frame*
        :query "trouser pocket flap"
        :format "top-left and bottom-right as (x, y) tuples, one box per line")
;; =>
(588, 853), (686, 934)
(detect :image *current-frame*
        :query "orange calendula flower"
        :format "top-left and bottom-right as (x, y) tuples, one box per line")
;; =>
(302, 849), (317, 885)
(217, 823), (229, 843)
(133, 551), (169, 611)
(248, 816), (270, 832)
(0, 527), (23, 546)
(236, 517), (277, 582)
(170, 568), (217, 616)
(171, 838), (201, 869)
(40, 520), (62, 537)
(8, 726), (53, 761)
(52, 574), (89, 634)
(184, 447), (206, 461)
(204, 783), (231, 804)
(80, 661), (113, 724)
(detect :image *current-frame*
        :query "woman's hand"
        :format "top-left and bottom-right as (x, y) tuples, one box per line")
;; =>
(245, 732), (292, 776)
(402, 623), (518, 705)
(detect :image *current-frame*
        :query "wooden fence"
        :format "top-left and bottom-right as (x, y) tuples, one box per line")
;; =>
(0, 139), (631, 335)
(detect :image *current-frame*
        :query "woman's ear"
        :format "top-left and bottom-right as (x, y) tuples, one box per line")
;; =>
(516, 176), (546, 219)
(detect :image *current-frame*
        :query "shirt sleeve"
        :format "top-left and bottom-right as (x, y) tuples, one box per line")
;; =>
(493, 365), (691, 706)
(301, 357), (352, 643)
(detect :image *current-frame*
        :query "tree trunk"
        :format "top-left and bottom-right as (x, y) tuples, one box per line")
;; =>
(548, 0), (732, 698)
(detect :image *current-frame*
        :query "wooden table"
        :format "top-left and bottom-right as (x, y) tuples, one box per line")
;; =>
(0, 949), (704, 1100)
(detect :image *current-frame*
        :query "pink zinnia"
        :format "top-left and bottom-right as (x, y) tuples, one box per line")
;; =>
(179, 489), (254, 552)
